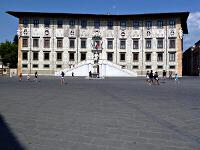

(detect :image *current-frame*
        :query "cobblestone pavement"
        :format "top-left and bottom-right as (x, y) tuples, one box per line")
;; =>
(0, 76), (200, 150)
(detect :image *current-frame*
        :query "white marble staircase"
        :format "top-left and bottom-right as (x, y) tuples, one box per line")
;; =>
(55, 60), (137, 77)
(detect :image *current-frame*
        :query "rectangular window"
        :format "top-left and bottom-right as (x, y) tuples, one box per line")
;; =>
(120, 40), (126, 49)
(44, 19), (50, 28)
(94, 20), (100, 29)
(69, 52), (75, 61)
(133, 21), (139, 29)
(169, 65), (175, 69)
(57, 20), (63, 28)
(32, 64), (38, 68)
(81, 39), (86, 48)
(57, 52), (62, 61)
(169, 38), (176, 48)
(146, 21), (152, 29)
(107, 52), (113, 61)
(22, 38), (28, 47)
(44, 64), (49, 68)
(44, 52), (50, 60)
(57, 38), (63, 48)
(169, 52), (176, 62)
(120, 53), (126, 62)
(23, 19), (28, 28)
(157, 53), (163, 62)
(132, 65), (138, 69)
(81, 20), (87, 28)
(133, 39), (139, 49)
(169, 19), (176, 28)
(107, 21), (113, 29)
(33, 52), (38, 60)
(146, 39), (151, 49)
(69, 38), (75, 48)
(157, 65), (163, 69)
(81, 52), (86, 61)
(157, 38), (163, 49)
(44, 38), (50, 48)
(33, 38), (39, 48)
(107, 39), (113, 49)
(146, 65), (151, 69)
(22, 52), (28, 60)
(22, 64), (28, 68)
(146, 53), (151, 62)
(157, 20), (163, 28)
(69, 19), (75, 28)
(56, 64), (62, 68)
(120, 21), (126, 30)
(33, 19), (39, 28)
(133, 53), (139, 62)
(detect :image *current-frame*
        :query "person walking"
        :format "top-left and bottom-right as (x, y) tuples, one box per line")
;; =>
(61, 71), (65, 85)
(27, 74), (30, 81)
(169, 71), (173, 79)
(149, 70), (154, 85)
(34, 71), (38, 82)
(154, 71), (160, 85)
(146, 71), (150, 84)
(162, 70), (166, 80)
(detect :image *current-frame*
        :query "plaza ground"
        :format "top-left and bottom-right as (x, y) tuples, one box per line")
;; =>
(0, 76), (200, 150)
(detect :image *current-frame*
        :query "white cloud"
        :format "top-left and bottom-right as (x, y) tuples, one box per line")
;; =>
(184, 12), (200, 50)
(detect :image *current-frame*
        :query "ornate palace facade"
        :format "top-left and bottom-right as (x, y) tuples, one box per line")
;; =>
(7, 11), (189, 77)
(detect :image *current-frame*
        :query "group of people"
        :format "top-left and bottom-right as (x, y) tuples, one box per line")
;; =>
(146, 70), (160, 85)
(18, 71), (38, 82)
(146, 70), (179, 85)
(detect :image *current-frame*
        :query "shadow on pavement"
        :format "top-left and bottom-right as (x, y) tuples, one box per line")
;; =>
(0, 114), (25, 150)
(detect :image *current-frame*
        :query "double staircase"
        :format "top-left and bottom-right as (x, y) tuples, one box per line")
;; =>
(55, 60), (137, 77)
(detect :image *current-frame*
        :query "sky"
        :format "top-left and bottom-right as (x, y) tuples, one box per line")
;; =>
(0, 0), (200, 50)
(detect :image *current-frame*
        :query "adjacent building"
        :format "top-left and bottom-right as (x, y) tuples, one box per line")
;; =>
(7, 11), (189, 77)
(183, 40), (200, 76)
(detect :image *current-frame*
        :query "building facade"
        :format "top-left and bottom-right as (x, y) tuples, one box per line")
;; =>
(183, 40), (200, 76)
(7, 11), (189, 77)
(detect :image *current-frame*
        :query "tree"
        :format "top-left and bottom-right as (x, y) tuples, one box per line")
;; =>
(0, 41), (18, 68)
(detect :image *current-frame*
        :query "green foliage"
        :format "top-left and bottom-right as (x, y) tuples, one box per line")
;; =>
(0, 40), (18, 68)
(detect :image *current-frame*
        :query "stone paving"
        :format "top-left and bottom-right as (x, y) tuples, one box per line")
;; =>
(0, 76), (200, 150)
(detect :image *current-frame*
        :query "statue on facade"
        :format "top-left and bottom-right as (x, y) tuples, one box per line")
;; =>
(94, 52), (99, 64)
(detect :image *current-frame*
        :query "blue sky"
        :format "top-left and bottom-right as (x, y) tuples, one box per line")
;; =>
(1, 0), (200, 50)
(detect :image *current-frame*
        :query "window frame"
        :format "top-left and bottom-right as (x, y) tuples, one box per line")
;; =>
(120, 52), (126, 62)
(120, 20), (126, 30)
(33, 52), (39, 60)
(146, 53), (151, 62)
(146, 39), (151, 49)
(44, 52), (50, 61)
(94, 20), (100, 29)
(120, 40), (126, 49)
(56, 52), (62, 61)
(133, 21), (139, 29)
(33, 19), (39, 28)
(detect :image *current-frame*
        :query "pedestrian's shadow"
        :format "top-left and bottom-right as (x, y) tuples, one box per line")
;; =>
(0, 114), (25, 150)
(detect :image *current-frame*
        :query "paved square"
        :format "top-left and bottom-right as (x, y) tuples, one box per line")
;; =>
(0, 76), (200, 150)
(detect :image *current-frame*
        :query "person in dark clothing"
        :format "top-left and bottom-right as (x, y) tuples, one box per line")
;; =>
(89, 71), (92, 78)
(34, 71), (38, 82)
(162, 70), (166, 80)
(149, 70), (154, 85)
(154, 71), (160, 85)
(61, 71), (65, 85)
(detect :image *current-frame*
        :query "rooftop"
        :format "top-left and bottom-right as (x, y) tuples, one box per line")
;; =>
(6, 11), (189, 34)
